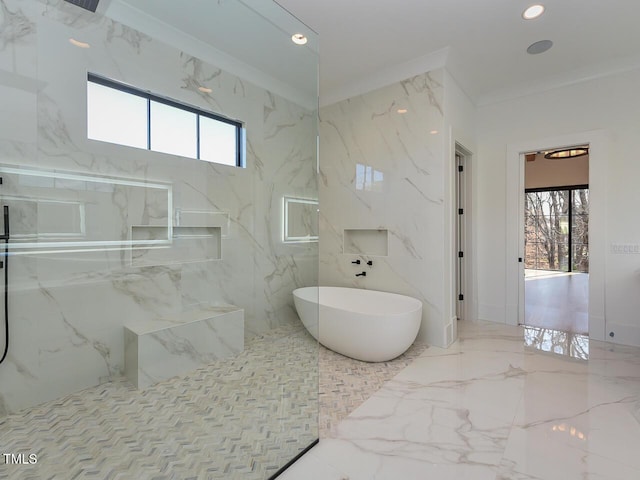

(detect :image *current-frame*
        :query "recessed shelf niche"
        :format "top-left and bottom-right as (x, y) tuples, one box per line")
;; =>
(343, 229), (388, 256)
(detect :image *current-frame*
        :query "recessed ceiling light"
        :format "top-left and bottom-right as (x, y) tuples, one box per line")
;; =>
(291, 33), (307, 45)
(430, 130), (439, 135)
(522, 4), (545, 20)
(527, 39), (553, 55)
(198, 86), (213, 94)
(397, 108), (408, 114)
(69, 38), (90, 48)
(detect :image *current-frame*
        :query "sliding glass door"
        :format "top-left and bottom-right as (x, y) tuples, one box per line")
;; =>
(525, 185), (589, 272)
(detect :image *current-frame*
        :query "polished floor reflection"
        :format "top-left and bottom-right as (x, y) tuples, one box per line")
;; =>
(525, 270), (588, 333)
(524, 325), (589, 360)
(281, 320), (640, 480)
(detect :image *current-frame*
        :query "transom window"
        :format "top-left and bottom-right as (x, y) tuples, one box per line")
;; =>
(87, 73), (244, 167)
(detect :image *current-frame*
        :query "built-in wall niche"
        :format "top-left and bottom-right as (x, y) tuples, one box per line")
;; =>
(283, 196), (318, 243)
(130, 225), (221, 267)
(343, 229), (388, 256)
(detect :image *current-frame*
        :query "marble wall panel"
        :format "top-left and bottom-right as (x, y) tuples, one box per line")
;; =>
(124, 306), (244, 389)
(254, 91), (318, 331)
(319, 71), (446, 346)
(0, 0), (38, 145)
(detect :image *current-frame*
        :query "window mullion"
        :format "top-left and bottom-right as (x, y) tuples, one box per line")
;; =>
(196, 115), (201, 160)
(568, 189), (573, 272)
(147, 98), (151, 151)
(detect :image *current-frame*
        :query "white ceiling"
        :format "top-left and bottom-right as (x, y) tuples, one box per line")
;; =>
(275, 0), (640, 106)
(103, 0), (640, 108)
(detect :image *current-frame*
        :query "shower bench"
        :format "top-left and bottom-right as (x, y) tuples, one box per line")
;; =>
(123, 304), (244, 389)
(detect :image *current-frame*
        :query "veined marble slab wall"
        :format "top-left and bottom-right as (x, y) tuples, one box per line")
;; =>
(319, 71), (448, 347)
(0, 0), (317, 414)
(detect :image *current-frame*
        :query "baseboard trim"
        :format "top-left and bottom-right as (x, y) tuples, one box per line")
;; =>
(478, 304), (506, 323)
(604, 322), (640, 348)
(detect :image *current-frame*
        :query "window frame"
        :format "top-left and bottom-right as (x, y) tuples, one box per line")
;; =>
(87, 72), (244, 167)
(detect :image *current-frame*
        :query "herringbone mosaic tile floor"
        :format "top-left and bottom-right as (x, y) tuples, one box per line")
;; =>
(0, 326), (317, 480)
(0, 324), (427, 479)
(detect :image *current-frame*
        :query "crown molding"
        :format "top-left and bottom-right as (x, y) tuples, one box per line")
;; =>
(319, 47), (449, 107)
(476, 54), (640, 107)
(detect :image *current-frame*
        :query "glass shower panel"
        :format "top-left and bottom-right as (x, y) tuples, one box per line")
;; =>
(0, 0), (318, 478)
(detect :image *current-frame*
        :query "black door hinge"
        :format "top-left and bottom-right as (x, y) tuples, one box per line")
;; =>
(458, 251), (464, 258)
(458, 294), (464, 301)
(458, 208), (464, 215)
(458, 165), (464, 172)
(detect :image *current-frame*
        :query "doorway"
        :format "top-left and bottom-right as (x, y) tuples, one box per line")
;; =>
(454, 143), (474, 324)
(522, 147), (589, 334)
(506, 131), (607, 342)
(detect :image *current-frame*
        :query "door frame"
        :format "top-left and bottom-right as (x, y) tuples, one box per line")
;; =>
(505, 130), (607, 341)
(450, 142), (476, 327)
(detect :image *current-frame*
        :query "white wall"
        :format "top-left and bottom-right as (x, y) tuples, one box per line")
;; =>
(443, 71), (477, 153)
(477, 67), (640, 346)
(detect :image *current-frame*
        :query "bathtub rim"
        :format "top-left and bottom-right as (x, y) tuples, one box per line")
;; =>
(292, 285), (423, 317)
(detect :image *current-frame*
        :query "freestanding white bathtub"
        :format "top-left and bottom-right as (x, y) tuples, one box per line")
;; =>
(293, 286), (422, 362)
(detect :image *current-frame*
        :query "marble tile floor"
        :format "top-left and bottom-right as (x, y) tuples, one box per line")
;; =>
(0, 325), (318, 480)
(280, 320), (640, 480)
